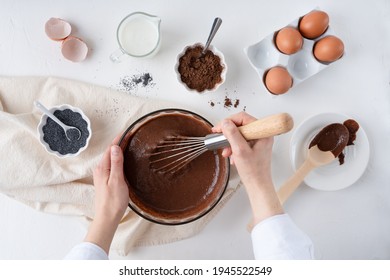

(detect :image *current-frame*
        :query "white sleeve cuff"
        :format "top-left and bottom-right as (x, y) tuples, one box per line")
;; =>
(251, 213), (314, 260)
(63, 242), (109, 260)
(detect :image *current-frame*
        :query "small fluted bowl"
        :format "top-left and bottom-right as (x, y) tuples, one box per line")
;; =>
(175, 43), (227, 93)
(37, 104), (92, 158)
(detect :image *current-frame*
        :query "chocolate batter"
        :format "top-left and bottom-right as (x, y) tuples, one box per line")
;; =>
(120, 111), (229, 224)
(309, 119), (359, 165)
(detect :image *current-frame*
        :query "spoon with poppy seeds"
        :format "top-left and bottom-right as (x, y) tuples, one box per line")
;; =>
(278, 123), (349, 204)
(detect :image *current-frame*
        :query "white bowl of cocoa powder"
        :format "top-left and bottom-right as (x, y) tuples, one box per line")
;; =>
(175, 43), (227, 93)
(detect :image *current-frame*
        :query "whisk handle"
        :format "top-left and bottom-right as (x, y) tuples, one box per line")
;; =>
(238, 113), (294, 140)
(204, 113), (293, 151)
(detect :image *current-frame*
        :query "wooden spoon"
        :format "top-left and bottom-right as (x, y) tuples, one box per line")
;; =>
(278, 123), (349, 204)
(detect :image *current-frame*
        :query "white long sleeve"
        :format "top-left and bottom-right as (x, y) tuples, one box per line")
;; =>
(63, 242), (108, 260)
(64, 214), (313, 260)
(251, 213), (314, 260)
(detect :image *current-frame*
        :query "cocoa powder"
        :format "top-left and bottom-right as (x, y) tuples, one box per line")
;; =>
(224, 96), (232, 107)
(178, 45), (223, 92)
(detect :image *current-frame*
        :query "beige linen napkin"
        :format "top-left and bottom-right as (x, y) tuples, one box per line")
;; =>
(0, 76), (241, 255)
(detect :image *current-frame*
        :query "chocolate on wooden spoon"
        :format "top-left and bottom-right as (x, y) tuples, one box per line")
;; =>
(278, 123), (349, 204)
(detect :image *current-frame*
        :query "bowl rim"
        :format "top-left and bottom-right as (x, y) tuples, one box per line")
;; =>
(175, 43), (227, 93)
(37, 104), (92, 158)
(118, 108), (231, 225)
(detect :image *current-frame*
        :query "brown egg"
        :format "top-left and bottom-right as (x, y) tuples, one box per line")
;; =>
(299, 10), (329, 39)
(264, 66), (293, 95)
(275, 27), (303, 55)
(313, 35), (344, 63)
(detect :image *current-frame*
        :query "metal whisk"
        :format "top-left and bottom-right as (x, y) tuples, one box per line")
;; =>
(150, 133), (229, 173)
(149, 113), (294, 173)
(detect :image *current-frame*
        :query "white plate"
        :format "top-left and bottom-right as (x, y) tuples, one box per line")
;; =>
(290, 112), (370, 191)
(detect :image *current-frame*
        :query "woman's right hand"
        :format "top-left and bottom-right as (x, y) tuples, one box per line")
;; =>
(212, 112), (273, 188)
(213, 112), (284, 226)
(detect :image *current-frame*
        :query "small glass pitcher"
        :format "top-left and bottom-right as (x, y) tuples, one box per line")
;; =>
(110, 12), (161, 62)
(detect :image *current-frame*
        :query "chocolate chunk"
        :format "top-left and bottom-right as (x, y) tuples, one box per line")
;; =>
(343, 119), (359, 146)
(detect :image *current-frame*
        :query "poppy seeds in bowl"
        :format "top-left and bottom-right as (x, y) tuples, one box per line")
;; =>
(42, 109), (90, 155)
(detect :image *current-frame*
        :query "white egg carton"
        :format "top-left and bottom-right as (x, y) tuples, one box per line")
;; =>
(244, 10), (344, 95)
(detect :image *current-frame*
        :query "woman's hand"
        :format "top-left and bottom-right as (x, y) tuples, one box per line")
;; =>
(92, 144), (129, 225)
(213, 112), (284, 226)
(212, 112), (274, 188)
(85, 137), (129, 254)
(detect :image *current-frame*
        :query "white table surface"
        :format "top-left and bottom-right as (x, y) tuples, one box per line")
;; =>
(1, 0), (389, 260)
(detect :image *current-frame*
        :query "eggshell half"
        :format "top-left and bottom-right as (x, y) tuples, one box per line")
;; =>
(45, 18), (72, 41)
(61, 36), (88, 62)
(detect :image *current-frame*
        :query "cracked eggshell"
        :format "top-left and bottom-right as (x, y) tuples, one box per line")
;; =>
(45, 18), (72, 41)
(61, 36), (88, 62)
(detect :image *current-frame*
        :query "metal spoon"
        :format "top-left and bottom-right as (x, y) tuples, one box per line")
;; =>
(34, 101), (81, 141)
(202, 17), (222, 55)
